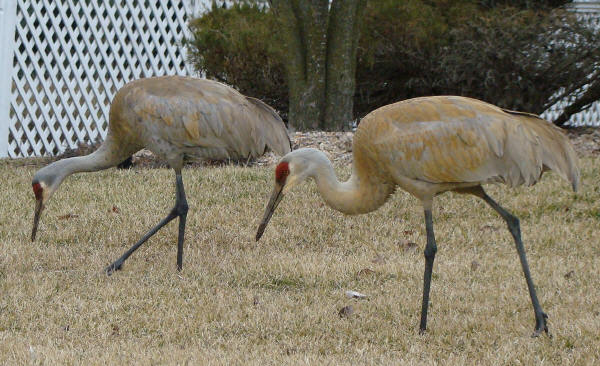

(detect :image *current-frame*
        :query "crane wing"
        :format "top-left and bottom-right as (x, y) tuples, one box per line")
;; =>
(127, 77), (290, 161)
(243, 96), (292, 156)
(360, 96), (579, 190)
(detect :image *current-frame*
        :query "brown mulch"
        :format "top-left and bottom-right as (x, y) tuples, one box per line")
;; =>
(129, 131), (355, 168)
(130, 128), (600, 168)
(5, 128), (599, 169)
(564, 127), (600, 157)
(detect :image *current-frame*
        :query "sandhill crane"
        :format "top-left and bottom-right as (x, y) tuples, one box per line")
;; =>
(256, 96), (579, 336)
(31, 75), (291, 275)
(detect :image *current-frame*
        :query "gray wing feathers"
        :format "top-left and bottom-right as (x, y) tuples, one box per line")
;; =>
(244, 97), (291, 156)
(137, 92), (290, 160)
(184, 96), (290, 159)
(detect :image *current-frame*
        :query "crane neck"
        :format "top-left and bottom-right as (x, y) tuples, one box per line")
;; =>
(34, 136), (133, 191)
(312, 158), (394, 215)
(52, 148), (117, 177)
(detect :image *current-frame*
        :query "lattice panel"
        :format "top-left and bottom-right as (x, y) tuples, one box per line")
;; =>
(542, 85), (600, 128)
(542, 9), (600, 127)
(8, 0), (195, 157)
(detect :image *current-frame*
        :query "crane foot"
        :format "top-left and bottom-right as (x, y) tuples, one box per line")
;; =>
(531, 312), (549, 338)
(105, 261), (123, 276)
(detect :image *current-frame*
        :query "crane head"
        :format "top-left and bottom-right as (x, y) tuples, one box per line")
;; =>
(256, 149), (322, 241)
(31, 168), (63, 242)
(256, 162), (288, 241)
(31, 180), (46, 242)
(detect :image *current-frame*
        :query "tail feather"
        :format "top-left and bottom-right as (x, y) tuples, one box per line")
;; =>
(505, 111), (580, 192)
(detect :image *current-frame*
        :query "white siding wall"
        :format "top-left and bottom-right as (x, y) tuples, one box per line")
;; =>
(0, 0), (19, 158)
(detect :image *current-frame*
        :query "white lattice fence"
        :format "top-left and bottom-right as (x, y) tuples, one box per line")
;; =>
(541, 1), (600, 127)
(1, 0), (200, 158)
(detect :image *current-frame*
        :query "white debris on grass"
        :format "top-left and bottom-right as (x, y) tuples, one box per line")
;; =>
(345, 290), (368, 299)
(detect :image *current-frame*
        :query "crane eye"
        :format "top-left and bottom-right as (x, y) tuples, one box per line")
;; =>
(32, 182), (43, 200)
(275, 162), (290, 183)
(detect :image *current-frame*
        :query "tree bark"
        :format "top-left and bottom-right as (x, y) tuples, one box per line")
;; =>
(271, 0), (366, 131)
(271, 0), (328, 130)
(324, 0), (366, 130)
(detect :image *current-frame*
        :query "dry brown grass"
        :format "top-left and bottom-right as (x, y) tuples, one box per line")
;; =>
(0, 157), (599, 365)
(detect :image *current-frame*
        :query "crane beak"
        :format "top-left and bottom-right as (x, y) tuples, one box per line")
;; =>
(31, 199), (44, 242)
(256, 182), (285, 241)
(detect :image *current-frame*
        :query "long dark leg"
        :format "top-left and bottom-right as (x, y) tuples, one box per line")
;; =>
(419, 208), (437, 333)
(105, 173), (189, 275)
(477, 188), (548, 337)
(175, 174), (188, 271)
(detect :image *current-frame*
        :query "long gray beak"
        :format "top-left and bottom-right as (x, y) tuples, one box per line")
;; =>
(256, 183), (285, 241)
(31, 199), (43, 242)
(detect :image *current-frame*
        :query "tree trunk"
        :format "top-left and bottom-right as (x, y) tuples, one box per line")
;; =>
(271, 0), (366, 131)
(271, 0), (328, 130)
(324, 0), (366, 130)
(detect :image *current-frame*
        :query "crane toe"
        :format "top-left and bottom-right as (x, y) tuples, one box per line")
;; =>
(531, 312), (549, 338)
(105, 261), (123, 276)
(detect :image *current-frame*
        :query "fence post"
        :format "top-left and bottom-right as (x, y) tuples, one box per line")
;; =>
(0, 0), (17, 158)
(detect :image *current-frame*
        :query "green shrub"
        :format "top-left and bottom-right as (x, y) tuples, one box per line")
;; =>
(185, 2), (287, 117)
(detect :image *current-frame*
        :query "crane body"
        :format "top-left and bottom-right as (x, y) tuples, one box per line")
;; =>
(31, 76), (291, 274)
(256, 95), (579, 336)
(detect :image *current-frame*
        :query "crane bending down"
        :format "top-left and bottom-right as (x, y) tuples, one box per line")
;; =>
(256, 96), (579, 336)
(31, 76), (291, 274)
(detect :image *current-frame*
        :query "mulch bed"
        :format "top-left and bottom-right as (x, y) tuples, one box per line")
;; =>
(6, 128), (599, 169)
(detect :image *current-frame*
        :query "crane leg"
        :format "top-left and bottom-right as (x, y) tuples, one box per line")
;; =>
(105, 173), (189, 275)
(477, 188), (548, 337)
(419, 208), (437, 334)
(175, 174), (188, 271)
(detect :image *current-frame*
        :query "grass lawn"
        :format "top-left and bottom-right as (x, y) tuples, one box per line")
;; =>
(0, 156), (599, 364)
